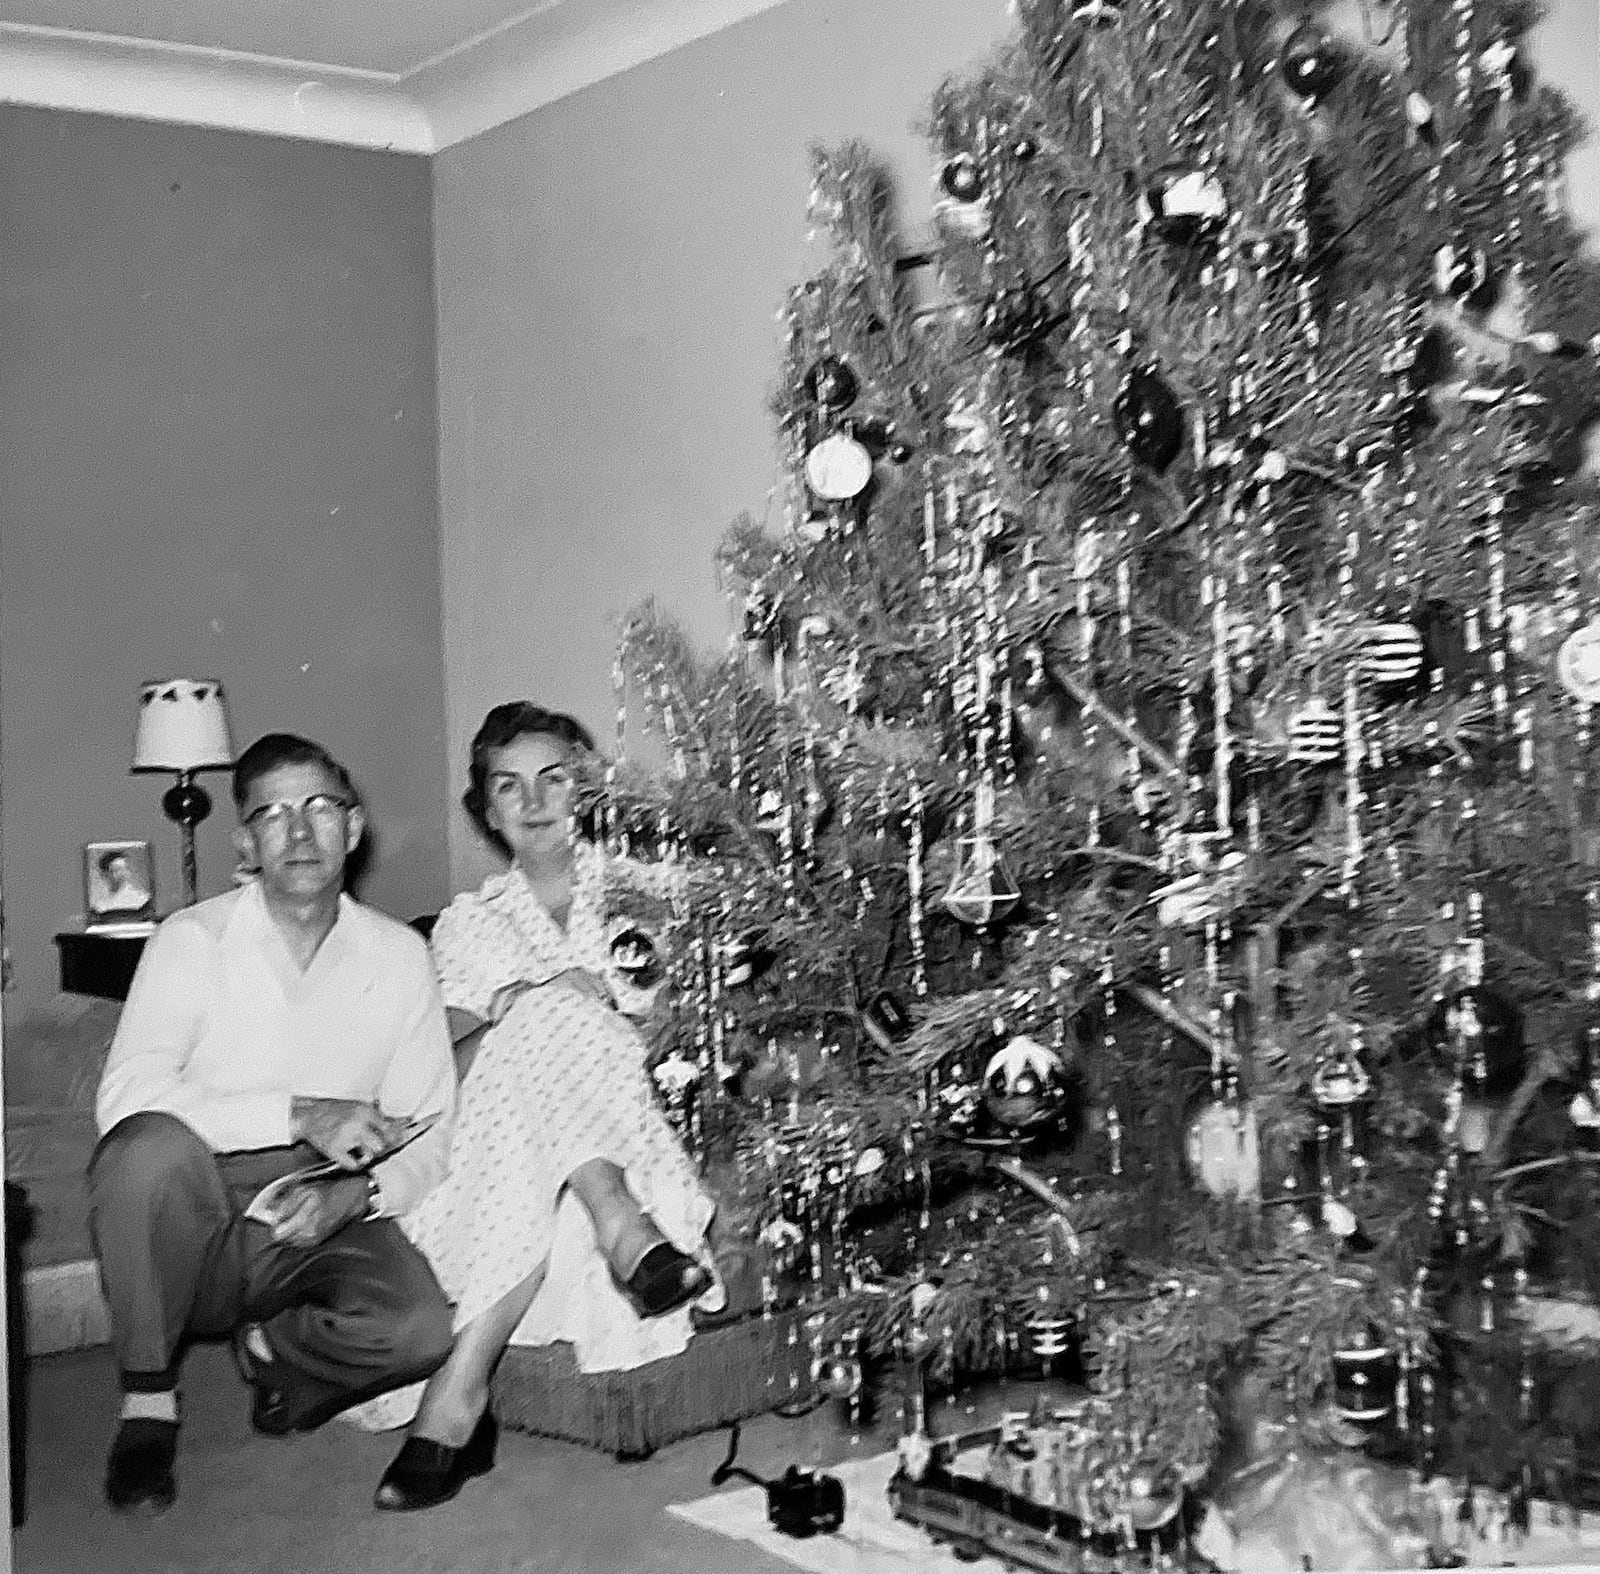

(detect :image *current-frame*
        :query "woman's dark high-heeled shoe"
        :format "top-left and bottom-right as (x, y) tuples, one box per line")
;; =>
(373, 1407), (497, 1512)
(615, 1241), (712, 1319)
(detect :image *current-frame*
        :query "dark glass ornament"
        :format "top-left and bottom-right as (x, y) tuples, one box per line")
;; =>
(1281, 24), (1344, 101)
(981, 1035), (1072, 1136)
(813, 1355), (863, 1401)
(983, 283), (1057, 355)
(1012, 132), (1039, 162)
(1426, 985), (1525, 1100)
(609, 927), (664, 990)
(889, 440), (915, 464)
(801, 355), (858, 410)
(1414, 598), (1482, 691)
(1407, 326), (1454, 392)
(1112, 367), (1185, 472)
(940, 153), (983, 204)
(862, 990), (912, 1050)
(1143, 166), (1228, 248)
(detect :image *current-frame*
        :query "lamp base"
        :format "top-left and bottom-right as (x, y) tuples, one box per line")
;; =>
(160, 779), (213, 829)
(159, 775), (213, 907)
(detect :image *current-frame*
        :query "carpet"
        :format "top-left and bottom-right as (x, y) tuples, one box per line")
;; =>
(669, 1447), (1600, 1573)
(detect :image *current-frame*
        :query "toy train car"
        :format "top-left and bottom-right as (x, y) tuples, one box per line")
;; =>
(887, 1430), (1201, 1573)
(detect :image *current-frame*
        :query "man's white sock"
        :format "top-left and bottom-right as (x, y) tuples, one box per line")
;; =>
(121, 1391), (179, 1424)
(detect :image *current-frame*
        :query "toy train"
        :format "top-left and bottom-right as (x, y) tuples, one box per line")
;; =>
(887, 1425), (1209, 1573)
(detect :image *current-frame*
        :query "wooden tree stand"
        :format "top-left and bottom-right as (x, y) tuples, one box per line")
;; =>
(490, 1303), (818, 1459)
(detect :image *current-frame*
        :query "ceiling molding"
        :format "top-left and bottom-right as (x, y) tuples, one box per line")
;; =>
(0, 1), (797, 155)
(0, 23), (435, 152)
(409, 0), (794, 151)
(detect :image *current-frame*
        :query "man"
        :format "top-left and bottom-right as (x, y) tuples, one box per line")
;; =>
(90, 732), (457, 1514)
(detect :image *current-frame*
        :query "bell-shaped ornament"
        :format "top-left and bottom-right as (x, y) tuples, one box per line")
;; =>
(941, 832), (1020, 927)
(1311, 1055), (1372, 1110)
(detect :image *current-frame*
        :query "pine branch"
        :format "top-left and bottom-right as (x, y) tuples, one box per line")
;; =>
(1482, 1057), (1557, 1176)
(1044, 661), (1183, 784)
(1123, 983), (1231, 1062)
(991, 1155), (1083, 1257)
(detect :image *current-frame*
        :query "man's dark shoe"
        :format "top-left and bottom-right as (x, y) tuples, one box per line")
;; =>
(231, 1326), (296, 1437)
(105, 1418), (178, 1514)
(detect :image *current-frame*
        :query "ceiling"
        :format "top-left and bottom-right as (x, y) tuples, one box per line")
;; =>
(0, 0), (790, 152)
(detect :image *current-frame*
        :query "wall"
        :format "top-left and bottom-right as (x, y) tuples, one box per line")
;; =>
(1529, 0), (1600, 244)
(0, 108), (449, 1022)
(432, 0), (1014, 888)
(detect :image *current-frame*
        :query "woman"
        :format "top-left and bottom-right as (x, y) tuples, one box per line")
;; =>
(374, 703), (716, 1511)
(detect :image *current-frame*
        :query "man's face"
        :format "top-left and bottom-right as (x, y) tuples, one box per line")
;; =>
(232, 760), (364, 904)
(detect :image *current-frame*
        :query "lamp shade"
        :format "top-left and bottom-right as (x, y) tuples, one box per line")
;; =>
(132, 679), (235, 773)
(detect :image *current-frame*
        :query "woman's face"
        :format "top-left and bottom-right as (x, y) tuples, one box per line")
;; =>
(483, 732), (578, 865)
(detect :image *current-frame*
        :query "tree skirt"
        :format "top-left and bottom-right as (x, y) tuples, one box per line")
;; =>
(669, 1449), (1600, 1574)
(491, 1305), (816, 1459)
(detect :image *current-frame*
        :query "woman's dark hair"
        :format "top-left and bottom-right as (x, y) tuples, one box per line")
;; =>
(232, 732), (357, 811)
(464, 702), (596, 855)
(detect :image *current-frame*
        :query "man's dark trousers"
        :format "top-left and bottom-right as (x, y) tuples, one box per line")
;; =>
(89, 1111), (452, 1424)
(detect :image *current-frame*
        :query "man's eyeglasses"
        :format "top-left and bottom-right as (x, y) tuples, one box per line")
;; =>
(244, 794), (353, 833)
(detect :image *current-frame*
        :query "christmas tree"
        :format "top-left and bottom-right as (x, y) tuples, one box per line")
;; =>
(602, 0), (1600, 1518)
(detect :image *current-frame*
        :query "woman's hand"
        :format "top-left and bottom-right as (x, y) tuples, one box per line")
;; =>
(547, 968), (614, 1007)
(484, 969), (613, 1028)
(485, 980), (534, 1025)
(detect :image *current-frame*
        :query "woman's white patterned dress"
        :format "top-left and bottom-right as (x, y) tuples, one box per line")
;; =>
(419, 842), (712, 1364)
(345, 844), (714, 1436)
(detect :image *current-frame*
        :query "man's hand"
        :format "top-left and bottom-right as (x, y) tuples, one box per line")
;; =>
(263, 1175), (369, 1248)
(289, 1096), (410, 1170)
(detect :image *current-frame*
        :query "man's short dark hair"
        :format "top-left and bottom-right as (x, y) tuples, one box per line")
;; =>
(463, 703), (595, 856)
(232, 733), (357, 812)
(97, 847), (132, 878)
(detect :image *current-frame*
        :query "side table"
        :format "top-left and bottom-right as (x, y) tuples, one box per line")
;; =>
(53, 929), (150, 1002)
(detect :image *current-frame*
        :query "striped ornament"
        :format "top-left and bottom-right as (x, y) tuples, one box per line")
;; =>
(1025, 1313), (1072, 1360)
(1358, 621), (1425, 686)
(1332, 1340), (1396, 1426)
(1286, 696), (1342, 763)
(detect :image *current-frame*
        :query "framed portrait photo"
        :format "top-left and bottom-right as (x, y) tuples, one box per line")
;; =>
(84, 840), (156, 925)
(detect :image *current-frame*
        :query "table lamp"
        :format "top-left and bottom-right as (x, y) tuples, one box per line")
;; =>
(132, 679), (235, 907)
